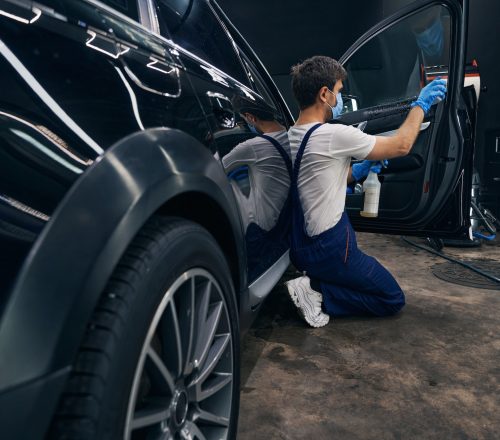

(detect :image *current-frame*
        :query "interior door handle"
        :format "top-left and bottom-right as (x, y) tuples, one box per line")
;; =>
(378, 122), (430, 137)
(356, 121), (367, 132)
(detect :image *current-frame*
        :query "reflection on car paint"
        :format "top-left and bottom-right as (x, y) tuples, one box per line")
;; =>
(0, 39), (105, 155)
(221, 96), (291, 282)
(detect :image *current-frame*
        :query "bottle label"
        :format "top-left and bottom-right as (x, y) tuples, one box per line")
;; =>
(363, 188), (380, 214)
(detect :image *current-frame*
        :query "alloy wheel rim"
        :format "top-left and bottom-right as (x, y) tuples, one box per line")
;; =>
(124, 268), (234, 440)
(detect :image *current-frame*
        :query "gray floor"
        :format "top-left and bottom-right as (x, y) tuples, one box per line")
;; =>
(237, 233), (500, 440)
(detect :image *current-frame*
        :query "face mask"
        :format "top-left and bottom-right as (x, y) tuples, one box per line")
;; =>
(248, 123), (259, 134)
(326, 91), (343, 119)
(415, 18), (444, 57)
(333, 92), (343, 118)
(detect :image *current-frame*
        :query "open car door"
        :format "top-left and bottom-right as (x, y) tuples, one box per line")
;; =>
(338, 0), (475, 239)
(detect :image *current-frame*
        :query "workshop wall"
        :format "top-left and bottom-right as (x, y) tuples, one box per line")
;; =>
(217, 0), (382, 117)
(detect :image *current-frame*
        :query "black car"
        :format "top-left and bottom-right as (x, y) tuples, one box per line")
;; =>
(0, 0), (474, 438)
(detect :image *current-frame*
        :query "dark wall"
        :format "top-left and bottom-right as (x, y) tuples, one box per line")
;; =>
(463, 0), (500, 217)
(219, 0), (500, 216)
(217, 0), (382, 117)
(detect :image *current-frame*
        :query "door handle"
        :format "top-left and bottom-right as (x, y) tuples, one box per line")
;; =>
(378, 122), (430, 137)
(356, 121), (367, 132)
(0, 3), (41, 24)
(207, 92), (235, 129)
(122, 56), (181, 97)
(86, 30), (130, 59)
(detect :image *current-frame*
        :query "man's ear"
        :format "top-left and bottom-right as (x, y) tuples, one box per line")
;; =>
(244, 113), (257, 124)
(318, 86), (329, 103)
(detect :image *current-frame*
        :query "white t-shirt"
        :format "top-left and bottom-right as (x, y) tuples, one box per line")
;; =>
(288, 123), (375, 236)
(222, 130), (291, 232)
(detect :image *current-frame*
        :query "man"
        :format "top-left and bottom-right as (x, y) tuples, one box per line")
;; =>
(222, 96), (292, 281)
(285, 55), (446, 327)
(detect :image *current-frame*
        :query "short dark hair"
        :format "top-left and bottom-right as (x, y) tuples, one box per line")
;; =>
(231, 95), (275, 121)
(291, 56), (347, 110)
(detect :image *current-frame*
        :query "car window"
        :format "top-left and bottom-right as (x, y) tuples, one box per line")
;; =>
(240, 55), (276, 110)
(341, 4), (451, 113)
(99, 0), (139, 21)
(153, 0), (248, 85)
(238, 50), (291, 127)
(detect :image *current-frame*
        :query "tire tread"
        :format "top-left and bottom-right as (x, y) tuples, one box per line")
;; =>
(49, 216), (210, 438)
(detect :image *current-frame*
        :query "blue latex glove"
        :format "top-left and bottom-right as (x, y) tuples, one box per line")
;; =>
(352, 160), (388, 181)
(411, 78), (447, 115)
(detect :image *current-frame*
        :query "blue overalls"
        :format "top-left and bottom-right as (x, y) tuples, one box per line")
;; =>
(290, 124), (405, 317)
(245, 134), (293, 282)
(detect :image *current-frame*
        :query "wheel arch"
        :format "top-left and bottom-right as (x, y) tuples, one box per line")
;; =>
(0, 128), (246, 395)
(155, 191), (242, 298)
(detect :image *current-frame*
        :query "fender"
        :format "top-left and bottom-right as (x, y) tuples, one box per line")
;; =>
(0, 127), (246, 392)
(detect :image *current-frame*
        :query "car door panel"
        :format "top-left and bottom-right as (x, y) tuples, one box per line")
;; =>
(149, 0), (294, 285)
(338, 0), (471, 238)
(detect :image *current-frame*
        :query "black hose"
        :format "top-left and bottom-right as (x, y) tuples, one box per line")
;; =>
(401, 236), (500, 285)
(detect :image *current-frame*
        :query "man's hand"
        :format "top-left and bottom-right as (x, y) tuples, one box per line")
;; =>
(352, 160), (388, 181)
(411, 77), (447, 115)
(368, 80), (446, 161)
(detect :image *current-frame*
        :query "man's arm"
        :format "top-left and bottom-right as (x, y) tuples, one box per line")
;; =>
(365, 78), (447, 161)
(221, 140), (256, 173)
(366, 106), (424, 160)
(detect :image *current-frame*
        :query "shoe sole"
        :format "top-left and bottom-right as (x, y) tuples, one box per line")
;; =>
(285, 280), (329, 328)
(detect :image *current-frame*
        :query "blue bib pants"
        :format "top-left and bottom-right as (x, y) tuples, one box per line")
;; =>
(290, 124), (405, 317)
(244, 134), (293, 281)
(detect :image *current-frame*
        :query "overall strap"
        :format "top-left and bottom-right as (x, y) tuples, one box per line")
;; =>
(258, 134), (292, 179)
(292, 123), (323, 183)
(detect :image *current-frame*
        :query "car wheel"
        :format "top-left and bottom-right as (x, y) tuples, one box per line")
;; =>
(49, 216), (240, 440)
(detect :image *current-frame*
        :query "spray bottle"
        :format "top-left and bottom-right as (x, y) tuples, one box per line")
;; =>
(360, 170), (381, 218)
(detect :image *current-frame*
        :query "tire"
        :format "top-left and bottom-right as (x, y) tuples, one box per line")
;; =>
(49, 216), (240, 440)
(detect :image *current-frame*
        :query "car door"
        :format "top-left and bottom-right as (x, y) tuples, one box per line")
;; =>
(338, 0), (473, 239)
(147, 0), (294, 289)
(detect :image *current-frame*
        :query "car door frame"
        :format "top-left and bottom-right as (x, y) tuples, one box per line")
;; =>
(337, 0), (472, 239)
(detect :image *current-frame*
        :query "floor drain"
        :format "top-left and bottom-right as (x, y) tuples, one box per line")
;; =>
(432, 259), (500, 290)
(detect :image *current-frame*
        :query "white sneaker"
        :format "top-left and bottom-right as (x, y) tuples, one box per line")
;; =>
(285, 276), (330, 328)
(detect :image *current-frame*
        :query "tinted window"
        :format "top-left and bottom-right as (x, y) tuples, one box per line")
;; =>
(241, 56), (277, 110)
(342, 5), (451, 112)
(154, 0), (248, 84)
(99, 0), (139, 21)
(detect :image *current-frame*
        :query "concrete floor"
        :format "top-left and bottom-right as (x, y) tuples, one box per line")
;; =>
(237, 233), (500, 440)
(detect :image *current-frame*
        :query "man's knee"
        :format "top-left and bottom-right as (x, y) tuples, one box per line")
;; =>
(381, 291), (406, 316)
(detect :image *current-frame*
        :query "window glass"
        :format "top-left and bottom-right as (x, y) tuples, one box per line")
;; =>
(238, 51), (290, 126)
(154, 0), (248, 85)
(342, 5), (451, 113)
(241, 56), (277, 111)
(99, 0), (139, 21)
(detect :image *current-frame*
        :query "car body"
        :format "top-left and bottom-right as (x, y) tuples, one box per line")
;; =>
(0, 0), (473, 438)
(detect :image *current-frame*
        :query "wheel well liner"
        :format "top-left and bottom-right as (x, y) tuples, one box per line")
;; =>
(157, 192), (241, 296)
